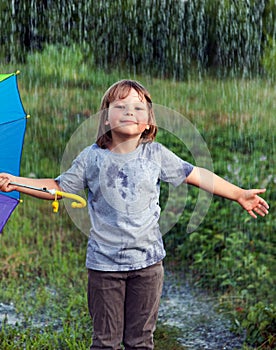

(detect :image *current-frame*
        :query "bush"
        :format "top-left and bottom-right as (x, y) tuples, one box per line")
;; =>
(242, 302), (276, 348)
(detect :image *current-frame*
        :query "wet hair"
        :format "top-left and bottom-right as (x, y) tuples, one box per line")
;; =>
(96, 79), (158, 149)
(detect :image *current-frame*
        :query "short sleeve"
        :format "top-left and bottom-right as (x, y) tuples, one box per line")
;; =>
(55, 146), (90, 194)
(159, 143), (194, 187)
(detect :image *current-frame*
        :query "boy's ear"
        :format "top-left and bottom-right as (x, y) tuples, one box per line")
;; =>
(105, 120), (110, 125)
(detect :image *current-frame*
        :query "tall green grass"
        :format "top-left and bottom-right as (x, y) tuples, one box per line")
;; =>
(0, 46), (275, 349)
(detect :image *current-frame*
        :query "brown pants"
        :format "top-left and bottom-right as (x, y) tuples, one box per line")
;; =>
(87, 261), (164, 350)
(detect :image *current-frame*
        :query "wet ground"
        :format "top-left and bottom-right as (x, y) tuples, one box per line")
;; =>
(1, 272), (246, 349)
(159, 271), (246, 350)
(0, 302), (19, 326)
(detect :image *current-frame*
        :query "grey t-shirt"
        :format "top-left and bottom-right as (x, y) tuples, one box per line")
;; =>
(57, 142), (194, 271)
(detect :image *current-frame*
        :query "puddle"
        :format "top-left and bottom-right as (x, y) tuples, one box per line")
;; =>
(0, 302), (22, 326)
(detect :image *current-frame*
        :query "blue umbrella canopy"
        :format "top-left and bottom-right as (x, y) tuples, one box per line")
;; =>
(0, 72), (87, 233)
(0, 71), (28, 232)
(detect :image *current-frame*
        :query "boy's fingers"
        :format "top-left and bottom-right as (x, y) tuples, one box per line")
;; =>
(258, 197), (269, 209)
(256, 205), (268, 216)
(248, 210), (257, 219)
(251, 189), (269, 209)
(253, 188), (266, 195)
(0, 178), (13, 192)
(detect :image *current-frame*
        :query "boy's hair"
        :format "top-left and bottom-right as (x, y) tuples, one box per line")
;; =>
(96, 80), (158, 148)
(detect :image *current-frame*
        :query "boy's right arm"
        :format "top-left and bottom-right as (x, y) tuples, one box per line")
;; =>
(0, 173), (61, 200)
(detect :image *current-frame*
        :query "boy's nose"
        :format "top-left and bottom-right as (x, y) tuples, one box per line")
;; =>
(125, 106), (134, 115)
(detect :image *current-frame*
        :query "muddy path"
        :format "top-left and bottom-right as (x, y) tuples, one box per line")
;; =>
(159, 271), (246, 349)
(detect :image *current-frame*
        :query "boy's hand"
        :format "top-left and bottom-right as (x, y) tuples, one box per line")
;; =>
(0, 173), (16, 192)
(238, 189), (269, 218)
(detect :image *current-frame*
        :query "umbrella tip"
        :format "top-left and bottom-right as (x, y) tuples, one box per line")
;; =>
(15, 70), (20, 75)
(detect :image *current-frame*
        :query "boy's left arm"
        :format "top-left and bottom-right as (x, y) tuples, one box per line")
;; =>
(185, 167), (269, 218)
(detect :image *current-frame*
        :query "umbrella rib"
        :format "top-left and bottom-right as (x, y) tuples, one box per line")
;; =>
(0, 115), (30, 126)
(9, 182), (49, 193)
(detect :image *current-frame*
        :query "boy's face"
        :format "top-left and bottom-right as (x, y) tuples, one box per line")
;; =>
(107, 88), (150, 138)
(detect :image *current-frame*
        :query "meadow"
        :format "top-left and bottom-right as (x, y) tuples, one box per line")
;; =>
(0, 47), (275, 349)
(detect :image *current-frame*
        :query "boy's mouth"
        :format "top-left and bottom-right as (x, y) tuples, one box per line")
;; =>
(120, 119), (138, 124)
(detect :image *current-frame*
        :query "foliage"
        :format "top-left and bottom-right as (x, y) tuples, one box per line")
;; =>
(0, 0), (275, 78)
(262, 38), (276, 81)
(26, 44), (92, 87)
(241, 302), (276, 348)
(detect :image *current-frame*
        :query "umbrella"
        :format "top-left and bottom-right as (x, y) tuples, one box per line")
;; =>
(0, 71), (28, 233)
(0, 71), (86, 233)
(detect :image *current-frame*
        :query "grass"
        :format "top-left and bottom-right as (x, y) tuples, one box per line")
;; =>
(0, 53), (275, 349)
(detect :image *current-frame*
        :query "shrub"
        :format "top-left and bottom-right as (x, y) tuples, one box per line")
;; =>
(242, 302), (276, 348)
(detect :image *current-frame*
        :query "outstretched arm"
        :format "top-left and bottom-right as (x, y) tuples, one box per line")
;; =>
(0, 173), (61, 200)
(185, 167), (269, 218)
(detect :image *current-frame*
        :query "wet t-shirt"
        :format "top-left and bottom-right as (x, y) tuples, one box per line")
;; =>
(57, 142), (194, 271)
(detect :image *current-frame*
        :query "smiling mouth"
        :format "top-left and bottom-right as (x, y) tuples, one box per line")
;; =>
(120, 120), (138, 124)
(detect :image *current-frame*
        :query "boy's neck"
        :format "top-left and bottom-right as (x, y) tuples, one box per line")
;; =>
(108, 135), (141, 154)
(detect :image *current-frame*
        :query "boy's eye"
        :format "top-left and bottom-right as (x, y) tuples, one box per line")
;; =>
(115, 105), (125, 109)
(134, 104), (146, 111)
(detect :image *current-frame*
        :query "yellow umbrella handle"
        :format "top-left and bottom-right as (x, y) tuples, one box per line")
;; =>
(51, 190), (87, 213)
(9, 182), (87, 213)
